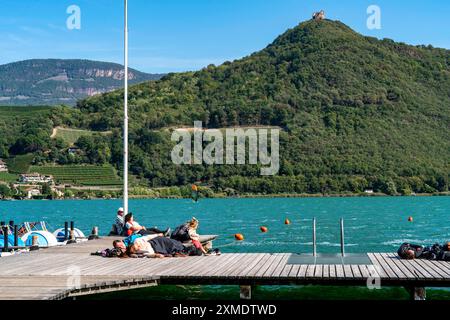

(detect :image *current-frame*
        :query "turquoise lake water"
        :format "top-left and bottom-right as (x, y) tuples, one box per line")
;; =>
(1, 196), (449, 253)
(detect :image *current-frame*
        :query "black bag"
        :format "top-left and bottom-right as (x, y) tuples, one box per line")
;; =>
(421, 243), (442, 260)
(91, 248), (122, 258)
(183, 245), (203, 256)
(171, 223), (190, 242)
(439, 251), (450, 261)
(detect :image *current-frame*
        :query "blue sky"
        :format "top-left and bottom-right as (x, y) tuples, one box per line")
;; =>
(1, 0), (449, 73)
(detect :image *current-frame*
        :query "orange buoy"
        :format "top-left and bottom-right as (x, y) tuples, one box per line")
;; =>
(408, 216), (413, 222)
(234, 233), (244, 241)
(284, 218), (291, 225)
(260, 226), (268, 233)
(191, 184), (198, 191)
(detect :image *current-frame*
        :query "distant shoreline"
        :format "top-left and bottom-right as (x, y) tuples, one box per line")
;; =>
(131, 192), (449, 200)
(2, 191), (448, 201)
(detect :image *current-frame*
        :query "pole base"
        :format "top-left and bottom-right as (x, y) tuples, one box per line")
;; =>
(240, 285), (252, 300)
(406, 287), (426, 300)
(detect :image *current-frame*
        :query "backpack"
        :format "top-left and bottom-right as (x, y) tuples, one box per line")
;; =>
(101, 248), (122, 258)
(421, 243), (442, 260)
(171, 223), (190, 242)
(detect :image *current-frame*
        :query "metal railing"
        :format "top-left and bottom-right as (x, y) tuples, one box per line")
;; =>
(311, 218), (345, 257)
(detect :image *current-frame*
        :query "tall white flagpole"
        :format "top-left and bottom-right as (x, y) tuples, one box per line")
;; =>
(123, 0), (129, 214)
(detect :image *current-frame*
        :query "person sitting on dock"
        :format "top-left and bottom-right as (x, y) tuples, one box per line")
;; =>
(171, 217), (218, 255)
(114, 207), (125, 236)
(398, 242), (450, 261)
(171, 217), (203, 243)
(123, 213), (170, 237)
(187, 217), (208, 255)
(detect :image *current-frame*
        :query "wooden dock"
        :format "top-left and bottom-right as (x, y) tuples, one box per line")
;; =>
(0, 237), (449, 300)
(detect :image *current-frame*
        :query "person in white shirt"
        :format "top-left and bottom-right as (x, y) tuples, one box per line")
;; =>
(129, 235), (165, 258)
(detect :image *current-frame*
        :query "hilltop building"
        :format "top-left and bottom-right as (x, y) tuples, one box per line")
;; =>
(0, 160), (8, 172)
(312, 10), (325, 21)
(19, 173), (54, 185)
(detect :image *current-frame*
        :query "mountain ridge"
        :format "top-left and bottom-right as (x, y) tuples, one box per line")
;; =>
(0, 59), (164, 106)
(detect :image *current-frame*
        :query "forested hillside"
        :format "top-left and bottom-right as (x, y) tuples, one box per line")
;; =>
(2, 20), (449, 195)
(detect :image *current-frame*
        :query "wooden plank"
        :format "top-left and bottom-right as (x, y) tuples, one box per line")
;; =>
(426, 260), (450, 277)
(419, 259), (450, 278)
(160, 255), (207, 277)
(297, 264), (308, 278)
(335, 265), (344, 279)
(343, 265), (353, 278)
(322, 265), (329, 278)
(241, 254), (272, 277)
(314, 265), (323, 278)
(328, 265), (336, 278)
(358, 265), (369, 279)
(350, 265), (362, 278)
(231, 254), (272, 278)
(305, 265), (316, 278)
(379, 253), (407, 279)
(189, 255), (236, 277)
(384, 253), (416, 279)
(255, 254), (281, 277)
(271, 254), (291, 277)
(198, 254), (238, 277)
(288, 265), (300, 278)
(212, 254), (248, 278)
(263, 254), (289, 278)
(366, 264), (383, 281)
(118, 258), (170, 276)
(1, 255), (75, 275)
(398, 258), (434, 279)
(236, 254), (268, 279)
(144, 257), (188, 276)
(372, 253), (397, 279)
(367, 253), (388, 278)
(279, 264), (293, 278)
(413, 259), (444, 279)
(223, 254), (252, 277)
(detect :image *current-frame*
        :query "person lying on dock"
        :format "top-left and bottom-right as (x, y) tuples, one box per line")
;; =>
(113, 234), (165, 258)
(124, 212), (170, 237)
(398, 242), (450, 261)
(112, 234), (203, 258)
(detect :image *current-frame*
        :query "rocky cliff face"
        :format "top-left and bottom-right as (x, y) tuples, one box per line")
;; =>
(0, 59), (164, 106)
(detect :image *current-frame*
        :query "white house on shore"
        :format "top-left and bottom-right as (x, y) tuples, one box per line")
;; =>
(25, 187), (42, 199)
(0, 160), (8, 172)
(19, 173), (54, 185)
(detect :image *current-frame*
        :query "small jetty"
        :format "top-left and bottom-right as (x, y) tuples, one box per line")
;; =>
(0, 237), (449, 300)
